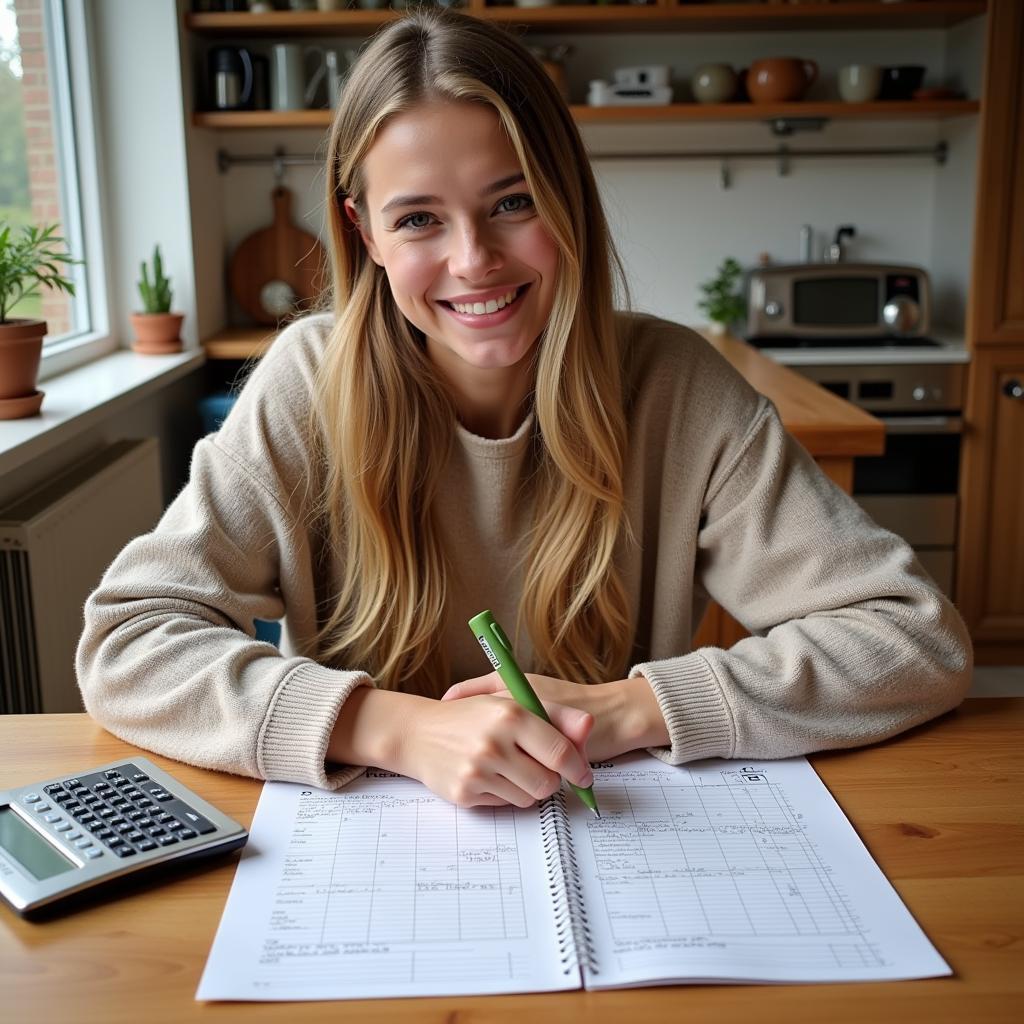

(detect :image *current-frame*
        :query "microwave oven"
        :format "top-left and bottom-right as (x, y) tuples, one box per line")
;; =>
(744, 263), (932, 340)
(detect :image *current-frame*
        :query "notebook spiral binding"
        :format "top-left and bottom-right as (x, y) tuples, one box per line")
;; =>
(538, 789), (599, 977)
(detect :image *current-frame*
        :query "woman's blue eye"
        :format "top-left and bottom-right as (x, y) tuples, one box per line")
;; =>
(395, 194), (534, 232)
(397, 212), (434, 231)
(496, 194), (534, 214)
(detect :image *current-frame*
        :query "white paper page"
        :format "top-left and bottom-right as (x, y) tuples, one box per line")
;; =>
(565, 753), (950, 987)
(197, 772), (575, 1001)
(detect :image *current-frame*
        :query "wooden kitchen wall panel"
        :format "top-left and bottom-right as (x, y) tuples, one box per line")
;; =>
(956, 346), (1024, 658)
(968, 0), (1024, 344)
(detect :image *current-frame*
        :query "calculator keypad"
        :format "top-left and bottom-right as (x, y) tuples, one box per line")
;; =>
(26, 763), (217, 861)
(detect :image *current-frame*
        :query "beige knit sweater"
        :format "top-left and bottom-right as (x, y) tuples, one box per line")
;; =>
(76, 311), (972, 790)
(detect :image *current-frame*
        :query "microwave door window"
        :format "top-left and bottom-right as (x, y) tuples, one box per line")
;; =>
(794, 278), (879, 327)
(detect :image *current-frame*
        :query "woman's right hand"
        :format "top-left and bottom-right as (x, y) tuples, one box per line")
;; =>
(395, 692), (594, 809)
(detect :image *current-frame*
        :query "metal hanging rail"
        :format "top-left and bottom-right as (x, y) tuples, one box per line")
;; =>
(217, 140), (948, 191)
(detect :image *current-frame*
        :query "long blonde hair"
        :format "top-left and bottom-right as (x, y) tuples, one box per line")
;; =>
(312, 8), (635, 694)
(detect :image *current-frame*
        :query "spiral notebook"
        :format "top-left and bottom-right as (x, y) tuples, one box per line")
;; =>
(197, 752), (949, 1001)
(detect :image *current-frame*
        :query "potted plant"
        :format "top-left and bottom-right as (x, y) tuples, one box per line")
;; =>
(0, 222), (79, 419)
(697, 256), (746, 335)
(130, 245), (184, 354)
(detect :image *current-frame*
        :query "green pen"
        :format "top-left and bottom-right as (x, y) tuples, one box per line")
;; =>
(468, 609), (600, 817)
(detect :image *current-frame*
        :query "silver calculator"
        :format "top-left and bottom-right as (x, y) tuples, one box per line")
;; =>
(0, 757), (248, 916)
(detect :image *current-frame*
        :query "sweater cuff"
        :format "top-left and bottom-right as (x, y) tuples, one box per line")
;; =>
(629, 653), (735, 764)
(258, 662), (374, 790)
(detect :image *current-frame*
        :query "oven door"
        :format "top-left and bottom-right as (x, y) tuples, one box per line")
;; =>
(853, 414), (962, 596)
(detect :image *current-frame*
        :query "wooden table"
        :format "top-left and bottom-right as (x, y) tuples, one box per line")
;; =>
(2, 701), (1021, 1023)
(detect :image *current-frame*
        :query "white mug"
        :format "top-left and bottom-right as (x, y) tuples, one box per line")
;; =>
(271, 43), (327, 111)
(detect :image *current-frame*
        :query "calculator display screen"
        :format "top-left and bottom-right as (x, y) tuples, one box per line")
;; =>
(0, 807), (75, 881)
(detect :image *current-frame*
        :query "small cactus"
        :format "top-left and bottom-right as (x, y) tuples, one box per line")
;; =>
(137, 244), (173, 313)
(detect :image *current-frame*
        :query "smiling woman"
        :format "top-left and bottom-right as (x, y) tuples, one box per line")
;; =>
(77, 8), (971, 815)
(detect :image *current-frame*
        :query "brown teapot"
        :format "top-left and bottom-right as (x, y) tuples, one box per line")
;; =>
(747, 57), (819, 103)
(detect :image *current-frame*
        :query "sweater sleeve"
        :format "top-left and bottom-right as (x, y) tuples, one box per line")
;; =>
(76, 433), (373, 793)
(629, 398), (972, 765)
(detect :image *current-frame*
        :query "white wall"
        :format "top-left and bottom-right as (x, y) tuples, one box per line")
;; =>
(187, 21), (984, 336)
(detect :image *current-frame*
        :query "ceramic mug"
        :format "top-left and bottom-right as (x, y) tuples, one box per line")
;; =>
(271, 43), (327, 110)
(838, 64), (882, 103)
(747, 57), (819, 103)
(692, 63), (737, 104)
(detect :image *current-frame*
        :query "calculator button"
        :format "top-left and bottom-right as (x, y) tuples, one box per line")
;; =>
(149, 826), (166, 836)
(156, 813), (174, 824)
(178, 829), (197, 840)
(93, 783), (111, 793)
(43, 784), (64, 795)
(127, 810), (145, 820)
(55, 822), (72, 832)
(103, 771), (121, 779)
(74, 838), (93, 849)
(65, 778), (82, 788)
(66, 831), (82, 841)
(107, 835), (125, 847)
(44, 813), (61, 823)
(96, 828), (115, 841)
(98, 807), (116, 818)
(114, 846), (136, 858)
(23, 793), (42, 803)
(137, 839), (158, 851)
(34, 804), (51, 813)
(86, 820), (106, 832)
(126, 831), (145, 843)
(85, 848), (103, 859)
(164, 800), (216, 835)
(131, 773), (149, 783)
(157, 834), (178, 846)
(136, 818), (154, 828)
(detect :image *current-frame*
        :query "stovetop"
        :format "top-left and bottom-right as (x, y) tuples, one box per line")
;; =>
(747, 335), (943, 350)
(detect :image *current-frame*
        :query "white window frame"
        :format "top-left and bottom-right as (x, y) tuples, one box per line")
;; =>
(37, 0), (116, 381)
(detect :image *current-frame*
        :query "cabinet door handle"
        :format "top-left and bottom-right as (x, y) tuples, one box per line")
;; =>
(1004, 379), (1024, 400)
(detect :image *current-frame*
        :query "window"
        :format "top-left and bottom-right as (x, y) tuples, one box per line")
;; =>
(1, 0), (111, 374)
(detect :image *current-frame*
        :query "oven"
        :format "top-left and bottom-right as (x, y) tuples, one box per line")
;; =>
(778, 360), (966, 597)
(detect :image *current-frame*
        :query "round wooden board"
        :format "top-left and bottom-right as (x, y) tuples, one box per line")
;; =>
(228, 185), (327, 325)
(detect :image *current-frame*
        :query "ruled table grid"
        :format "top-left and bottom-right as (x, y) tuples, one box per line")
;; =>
(585, 772), (876, 954)
(266, 790), (529, 948)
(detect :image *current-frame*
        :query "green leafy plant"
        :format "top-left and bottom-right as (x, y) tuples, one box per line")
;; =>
(697, 256), (746, 327)
(0, 222), (80, 323)
(137, 244), (173, 314)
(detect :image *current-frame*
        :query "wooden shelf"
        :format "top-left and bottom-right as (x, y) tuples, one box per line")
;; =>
(185, 2), (986, 37)
(193, 99), (978, 130)
(202, 326), (278, 360)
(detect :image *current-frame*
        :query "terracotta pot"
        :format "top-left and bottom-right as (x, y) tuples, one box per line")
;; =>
(747, 57), (819, 103)
(0, 318), (47, 419)
(130, 312), (185, 355)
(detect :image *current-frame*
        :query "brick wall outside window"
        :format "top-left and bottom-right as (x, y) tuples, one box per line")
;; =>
(15, 0), (71, 336)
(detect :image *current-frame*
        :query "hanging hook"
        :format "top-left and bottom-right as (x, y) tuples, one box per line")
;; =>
(273, 147), (286, 186)
(719, 158), (732, 190)
(776, 143), (791, 178)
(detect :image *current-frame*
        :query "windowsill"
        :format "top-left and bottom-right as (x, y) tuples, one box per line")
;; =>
(0, 347), (206, 478)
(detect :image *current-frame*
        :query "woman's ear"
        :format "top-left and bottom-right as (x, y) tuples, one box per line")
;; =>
(343, 197), (384, 267)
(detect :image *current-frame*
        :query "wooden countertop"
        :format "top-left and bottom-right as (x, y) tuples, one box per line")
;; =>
(698, 327), (884, 458)
(201, 324), (884, 459)
(1, 699), (1021, 1022)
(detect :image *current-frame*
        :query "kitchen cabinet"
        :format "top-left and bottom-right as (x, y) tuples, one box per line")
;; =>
(957, 0), (1024, 661)
(957, 347), (1024, 661)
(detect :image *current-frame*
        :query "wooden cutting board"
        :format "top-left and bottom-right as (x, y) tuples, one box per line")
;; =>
(228, 185), (327, 325)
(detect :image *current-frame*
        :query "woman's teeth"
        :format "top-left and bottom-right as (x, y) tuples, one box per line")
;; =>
(450, 287), (520, 315)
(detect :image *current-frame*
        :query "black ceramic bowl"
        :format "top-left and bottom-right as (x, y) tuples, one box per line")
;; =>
(879, 65), (926, 100)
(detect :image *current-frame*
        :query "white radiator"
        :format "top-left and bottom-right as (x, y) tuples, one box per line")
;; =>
(0, 438), (163, 713)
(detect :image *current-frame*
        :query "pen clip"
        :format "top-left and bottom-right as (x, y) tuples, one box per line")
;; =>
(490, 620), (513, 654)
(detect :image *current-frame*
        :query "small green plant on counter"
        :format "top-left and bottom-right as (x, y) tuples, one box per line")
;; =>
(697, 256), (746, 329)
(137, 244), (173, 314)
(0, 222), (79, 322)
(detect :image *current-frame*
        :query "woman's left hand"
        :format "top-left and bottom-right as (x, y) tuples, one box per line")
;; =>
(442, 672), (667, 762)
